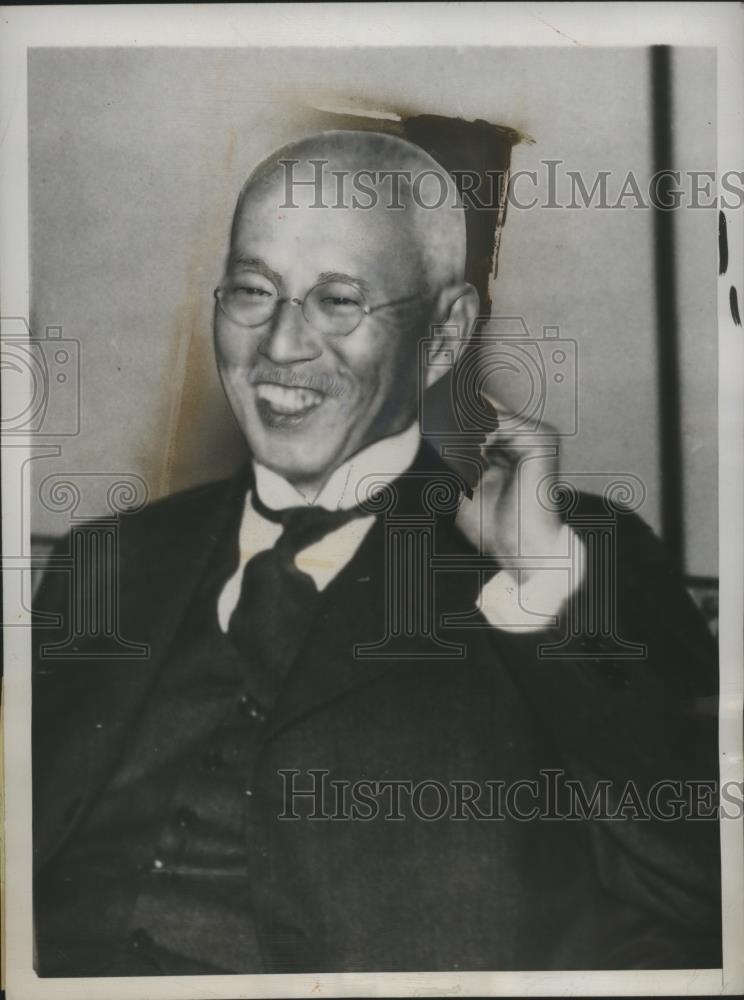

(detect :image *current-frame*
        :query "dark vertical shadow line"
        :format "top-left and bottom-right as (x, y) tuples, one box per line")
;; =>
(651, 45), (684, 574)
(719, 210), (728, 275)
(730, 285), (742, 326)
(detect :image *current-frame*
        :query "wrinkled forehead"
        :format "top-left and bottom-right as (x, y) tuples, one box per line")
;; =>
(230, 167), (425, 286)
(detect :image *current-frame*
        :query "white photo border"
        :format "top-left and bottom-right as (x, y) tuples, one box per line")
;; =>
(2, 3), (742, 997)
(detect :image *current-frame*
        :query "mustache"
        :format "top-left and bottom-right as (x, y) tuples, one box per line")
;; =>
(249, 367), (346, 398)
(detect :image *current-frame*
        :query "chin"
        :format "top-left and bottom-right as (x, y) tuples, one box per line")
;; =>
(239, 391), (362, 481)
(265, 449), (342, 489)
(244, 423), (341, 483)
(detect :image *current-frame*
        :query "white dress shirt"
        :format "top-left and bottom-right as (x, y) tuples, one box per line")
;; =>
(218, 424), (582, 634)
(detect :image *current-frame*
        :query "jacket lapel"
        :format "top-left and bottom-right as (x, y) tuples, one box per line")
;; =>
(34, 467), (251, 870)
(116, 467), (251, 659)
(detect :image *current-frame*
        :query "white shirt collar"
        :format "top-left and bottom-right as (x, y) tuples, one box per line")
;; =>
(252, 423), (421, 512)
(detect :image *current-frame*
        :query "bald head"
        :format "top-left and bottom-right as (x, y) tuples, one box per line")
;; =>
(215, 130), (479, 494)
(232, 130), (467, 295)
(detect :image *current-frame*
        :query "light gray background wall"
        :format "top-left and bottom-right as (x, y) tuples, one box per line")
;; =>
(28, 46), (717, 577)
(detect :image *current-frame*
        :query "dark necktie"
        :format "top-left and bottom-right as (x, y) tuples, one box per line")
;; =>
(227, 490), (364, 702)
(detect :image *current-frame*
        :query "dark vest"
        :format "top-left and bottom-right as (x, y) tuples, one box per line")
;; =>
(34, 495), (277, 975)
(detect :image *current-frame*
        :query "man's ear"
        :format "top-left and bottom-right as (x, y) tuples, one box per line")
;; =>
(423, 282), (480, 390)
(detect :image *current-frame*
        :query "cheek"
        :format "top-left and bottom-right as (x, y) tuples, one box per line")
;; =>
(354, 333), (417, 404)
(333, 326), (408, 404)
(215, 325), (255, 369)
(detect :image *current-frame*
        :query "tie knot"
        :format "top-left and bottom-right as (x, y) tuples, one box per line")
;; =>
(251, 490), (361, 556)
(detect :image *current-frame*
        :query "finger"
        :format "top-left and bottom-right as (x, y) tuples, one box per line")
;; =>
(479, 387), (559, 437)
(479, 388), (559, 452)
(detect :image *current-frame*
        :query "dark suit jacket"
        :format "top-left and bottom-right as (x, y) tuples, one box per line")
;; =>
(32, 450), (721, 972)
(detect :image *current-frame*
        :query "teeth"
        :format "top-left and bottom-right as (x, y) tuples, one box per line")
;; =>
(255, 383), (323, 415)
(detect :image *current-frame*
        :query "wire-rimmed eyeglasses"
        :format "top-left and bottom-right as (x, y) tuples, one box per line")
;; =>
(214, 272), (421, 338)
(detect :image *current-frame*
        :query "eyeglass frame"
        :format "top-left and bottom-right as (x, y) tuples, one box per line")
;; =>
(213, 277), (423, 338)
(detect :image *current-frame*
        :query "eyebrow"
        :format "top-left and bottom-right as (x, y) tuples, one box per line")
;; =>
(227, 255), (283, 287)
(226, 256), (372, 295)
(317, 272), (371, 292)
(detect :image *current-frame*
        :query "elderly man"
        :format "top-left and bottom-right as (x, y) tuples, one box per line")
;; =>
(33, 131), (720, 976)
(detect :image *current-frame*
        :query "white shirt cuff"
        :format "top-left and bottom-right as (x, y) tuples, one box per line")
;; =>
(479, 524), (585, 633)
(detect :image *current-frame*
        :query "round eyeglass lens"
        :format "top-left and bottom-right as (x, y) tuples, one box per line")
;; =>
(221, 274), (278, 327)
(304, 280), (366, 337)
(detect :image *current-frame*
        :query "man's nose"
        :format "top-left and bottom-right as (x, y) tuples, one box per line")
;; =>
(257, 299), (322, 364)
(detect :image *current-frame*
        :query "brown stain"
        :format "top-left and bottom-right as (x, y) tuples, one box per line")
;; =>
(285, 98), (523, 307)
(159, 55), (239, 498)
(278, 85), (534, 145)
(403, 113), (518, 308)
(159, 297), (210, 497)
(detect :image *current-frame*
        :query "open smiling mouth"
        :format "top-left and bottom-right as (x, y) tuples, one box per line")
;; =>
(254, 382), (326, 425)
